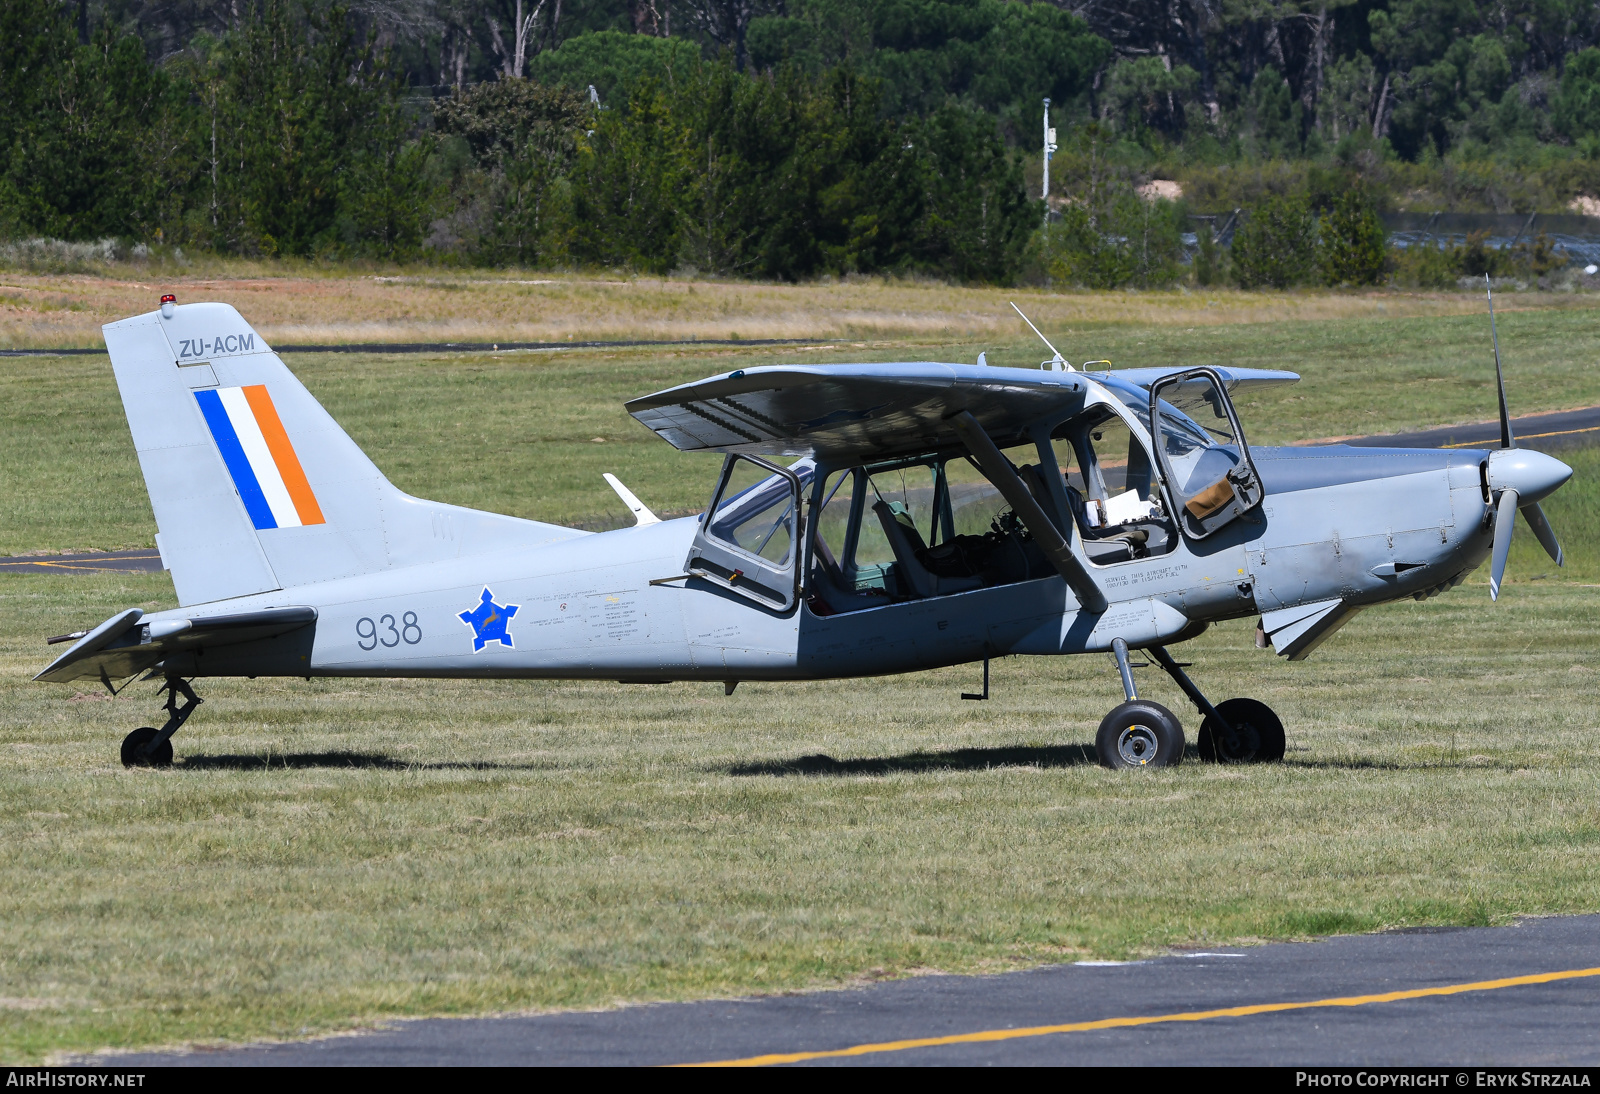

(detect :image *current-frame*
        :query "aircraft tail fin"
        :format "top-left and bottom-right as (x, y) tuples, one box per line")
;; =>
(104, 301), (583, 606)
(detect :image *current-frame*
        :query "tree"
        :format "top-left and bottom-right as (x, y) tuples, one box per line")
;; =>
(200, 0), (414, 257)
(1103, 56), (1200, 137)
(1231, 194), (1316, 288)
(907, 103), (1034, 282)
(528, 29), (702, 103)
(1317, 188), (1386, 285)
(1556, 47), (1600, 142)
(435, 78), (592, 265)
(2, 15), (196, 242)
(679, 0), (773, 71)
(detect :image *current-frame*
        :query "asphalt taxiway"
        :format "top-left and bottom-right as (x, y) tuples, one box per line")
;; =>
(108, 915), (1600, 1066)
(1343, 404), (1600, 451)
(0, 549), (162, 574)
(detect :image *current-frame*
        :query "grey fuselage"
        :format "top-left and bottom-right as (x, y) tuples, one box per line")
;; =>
(173, 443), (1493, 683)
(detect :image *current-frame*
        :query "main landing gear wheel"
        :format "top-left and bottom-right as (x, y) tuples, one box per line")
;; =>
(1096, 700), (1185, 770)
(1198, 698), (1285, 764)
(121, 727), (173, 768)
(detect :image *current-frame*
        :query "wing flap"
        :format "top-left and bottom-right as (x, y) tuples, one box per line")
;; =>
(1260, 597), (1362, 660)
(626, 363), (1087, 460)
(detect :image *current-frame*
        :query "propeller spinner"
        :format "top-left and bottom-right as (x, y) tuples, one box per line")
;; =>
(1482, 275), (1572, 600)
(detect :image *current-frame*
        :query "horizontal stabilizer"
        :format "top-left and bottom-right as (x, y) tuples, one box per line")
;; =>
(35, 606), (316, 684)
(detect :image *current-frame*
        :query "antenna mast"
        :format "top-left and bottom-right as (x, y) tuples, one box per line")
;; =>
(1010, 301), (1071, 371)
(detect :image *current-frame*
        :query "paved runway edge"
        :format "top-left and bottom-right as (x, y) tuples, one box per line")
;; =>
(100, 914), (1600, 1066)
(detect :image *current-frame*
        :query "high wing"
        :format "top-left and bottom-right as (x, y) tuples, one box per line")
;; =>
(36, 606), (316, 685)
(625, 362), (1299, 460)
(625, 362), (1088, 461)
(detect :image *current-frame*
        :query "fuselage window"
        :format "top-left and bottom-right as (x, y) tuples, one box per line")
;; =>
(806, 447), (1056, 614)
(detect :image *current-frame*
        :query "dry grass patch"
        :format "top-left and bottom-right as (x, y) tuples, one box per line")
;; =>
(4, 270), (1598, 349)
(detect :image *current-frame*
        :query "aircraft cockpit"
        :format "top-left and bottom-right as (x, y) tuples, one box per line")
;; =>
(674, 365), (1265, 618)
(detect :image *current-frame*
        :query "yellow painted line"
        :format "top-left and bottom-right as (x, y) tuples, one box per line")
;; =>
(1441, 424), (1600, 448)
(675, 965), (1600, 1067)
(0, 554), (160, 571)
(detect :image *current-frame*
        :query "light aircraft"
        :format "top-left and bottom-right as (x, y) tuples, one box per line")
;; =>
(37, 290), (1573, 770)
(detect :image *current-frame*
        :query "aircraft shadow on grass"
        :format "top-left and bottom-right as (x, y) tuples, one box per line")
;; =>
(176, 751), (551, 771)
(725, 742), (1161, 776)
(732, 745), (1510, 776)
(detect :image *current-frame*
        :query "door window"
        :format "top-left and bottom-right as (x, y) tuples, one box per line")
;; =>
(1150, 369), (1264, 538)
(1083, 413), (1161, 528)
(686, 454), (806, 611)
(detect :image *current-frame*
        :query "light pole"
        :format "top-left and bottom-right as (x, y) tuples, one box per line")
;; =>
(1042, 98), (1057, 218)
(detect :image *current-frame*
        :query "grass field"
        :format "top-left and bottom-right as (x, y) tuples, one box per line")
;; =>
(0, 280), (1597, 1062)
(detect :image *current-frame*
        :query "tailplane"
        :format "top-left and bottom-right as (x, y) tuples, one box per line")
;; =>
(104, 301), (583, 606)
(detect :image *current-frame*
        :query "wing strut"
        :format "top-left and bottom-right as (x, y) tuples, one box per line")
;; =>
(948, 411), (1106, 613)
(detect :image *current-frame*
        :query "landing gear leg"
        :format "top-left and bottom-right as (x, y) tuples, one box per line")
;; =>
(1147, 647), (1284, 764)
(121, 677), (202, 769)
(1096, 639), (1184, 770)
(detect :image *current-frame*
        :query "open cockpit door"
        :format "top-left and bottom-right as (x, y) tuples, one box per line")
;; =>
(686, 455), (804, 611)
(1149, 368), (1264, 538)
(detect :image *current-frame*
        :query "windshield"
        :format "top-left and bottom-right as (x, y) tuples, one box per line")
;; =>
(1102, 378), (1214, 451)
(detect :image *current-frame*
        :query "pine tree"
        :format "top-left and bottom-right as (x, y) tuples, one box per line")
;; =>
(1317, 189), (1387, 287)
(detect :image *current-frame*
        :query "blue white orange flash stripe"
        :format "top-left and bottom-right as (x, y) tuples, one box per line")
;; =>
(194, 385), (325, 530)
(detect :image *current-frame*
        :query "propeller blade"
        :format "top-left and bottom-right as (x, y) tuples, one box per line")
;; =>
(1486, 275), (1514, 449)
(1490, 487), (1519, 601)
(1520, 501), (1564, 567)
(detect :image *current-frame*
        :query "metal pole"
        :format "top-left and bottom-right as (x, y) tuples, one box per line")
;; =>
(1042, 98), (1052, 206)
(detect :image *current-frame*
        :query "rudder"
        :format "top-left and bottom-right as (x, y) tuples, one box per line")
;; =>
(105, 301), (583, 606)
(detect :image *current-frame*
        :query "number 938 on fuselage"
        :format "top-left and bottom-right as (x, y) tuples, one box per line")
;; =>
(38, 299), (1571, 772)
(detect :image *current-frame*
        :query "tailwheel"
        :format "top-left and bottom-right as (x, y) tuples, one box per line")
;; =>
(1096, 700), (1184, 770)
(1198, 698), (1285, 764)
(121, 727), (173, 768)
(119, 678), (201, 769)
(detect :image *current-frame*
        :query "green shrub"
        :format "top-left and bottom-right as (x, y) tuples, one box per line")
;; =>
(1317, 189), (1387, 286)
(1231, 193), (1316, 288)
(1390, 242), (1459, 288)
(1030, 192), (1185, 289)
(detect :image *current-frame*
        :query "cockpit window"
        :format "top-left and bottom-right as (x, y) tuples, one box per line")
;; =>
(706, 456), (814, 566)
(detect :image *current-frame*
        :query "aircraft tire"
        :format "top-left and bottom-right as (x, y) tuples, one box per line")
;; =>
(121, 727), (173, 769)
(1198, 698), (1285, 764)
(1096, 700), (1184, 770)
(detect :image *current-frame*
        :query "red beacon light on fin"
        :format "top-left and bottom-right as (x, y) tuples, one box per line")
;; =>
(159, 294), (176, 319)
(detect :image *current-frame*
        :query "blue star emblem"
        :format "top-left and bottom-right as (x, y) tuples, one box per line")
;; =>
(458, 587), (519, 652)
